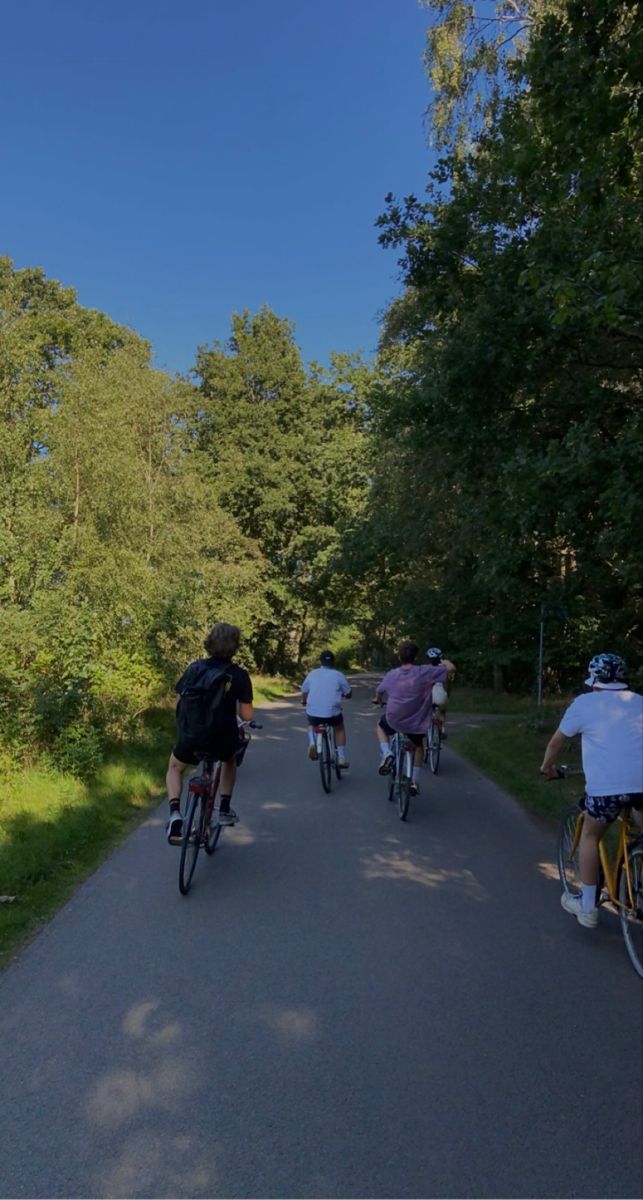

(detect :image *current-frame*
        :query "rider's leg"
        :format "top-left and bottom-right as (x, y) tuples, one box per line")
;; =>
(166, 753), (189, 840)
(166, 753), (187, 809)
(335, 720), (348, 764)
(578, 813), (608, 910)
(218, 757), (238, 824)
(377, 718), (393, 773)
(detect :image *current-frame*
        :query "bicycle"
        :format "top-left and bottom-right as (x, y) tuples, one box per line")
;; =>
(177, 719), (262, 895)
(311, 720), (343, 794)
(555, 767), (643, 979)
(387, 729), (416, 821)
(423, 704), (443, 774)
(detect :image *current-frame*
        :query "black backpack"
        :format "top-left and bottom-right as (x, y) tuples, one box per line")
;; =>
(176, 660), (233, 747)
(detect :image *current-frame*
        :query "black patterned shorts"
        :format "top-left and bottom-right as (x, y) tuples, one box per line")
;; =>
(584, 793), (643, 822)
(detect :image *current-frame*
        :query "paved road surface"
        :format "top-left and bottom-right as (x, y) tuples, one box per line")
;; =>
(1, 684), (641, 1199)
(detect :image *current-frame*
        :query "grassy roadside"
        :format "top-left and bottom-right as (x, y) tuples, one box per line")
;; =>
(0, 674), (295, 968)
(448, 692), (583, 823)
(0, 706), (172, 968)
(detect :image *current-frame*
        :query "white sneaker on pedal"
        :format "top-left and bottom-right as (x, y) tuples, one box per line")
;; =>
(166, 814), (183, 844)
(337, 758), (349, 769)
(217, 807), (238, 827)
(561, 892), (598, 928)
(378, 753), (393, 776)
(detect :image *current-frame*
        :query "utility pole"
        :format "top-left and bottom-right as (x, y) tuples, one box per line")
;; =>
(537, 605), (545, 707)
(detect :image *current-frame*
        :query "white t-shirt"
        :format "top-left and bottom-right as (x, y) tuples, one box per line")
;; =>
(301, 667), (351, 717)
(558, 689), (643, 797)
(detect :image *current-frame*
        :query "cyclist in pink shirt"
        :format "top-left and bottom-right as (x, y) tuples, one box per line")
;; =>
(374, 640), (448, 795)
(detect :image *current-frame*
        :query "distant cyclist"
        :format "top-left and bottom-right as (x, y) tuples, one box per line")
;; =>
(301, 650), (352, 768)
(540, 652), (643, 928)
(374, 641), (448, 795)
(166, 622), (253, 841)
(426, 646), (456, 738)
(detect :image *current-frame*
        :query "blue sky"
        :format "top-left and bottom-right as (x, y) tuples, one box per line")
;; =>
(1, 0), (434, 373)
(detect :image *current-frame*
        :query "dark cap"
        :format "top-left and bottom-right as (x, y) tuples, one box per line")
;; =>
(320, 650), (335, 666)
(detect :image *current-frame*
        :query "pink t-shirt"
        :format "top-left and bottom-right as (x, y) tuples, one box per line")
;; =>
(376, 664), (448, 733)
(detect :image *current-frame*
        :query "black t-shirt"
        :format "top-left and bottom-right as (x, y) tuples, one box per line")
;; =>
(175, 657), (253, 720)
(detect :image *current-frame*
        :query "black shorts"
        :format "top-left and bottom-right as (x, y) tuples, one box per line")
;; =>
(307, 713), (344, 728)
(378, 716), (424, 747)
(173, 720), (240, 766)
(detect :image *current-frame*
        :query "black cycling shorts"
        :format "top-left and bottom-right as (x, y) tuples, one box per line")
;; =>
(378, 716), (424, 747)
(307, 713), (344, 728)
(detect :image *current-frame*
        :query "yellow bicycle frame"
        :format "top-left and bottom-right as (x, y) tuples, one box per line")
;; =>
(571, 811), (636, 912)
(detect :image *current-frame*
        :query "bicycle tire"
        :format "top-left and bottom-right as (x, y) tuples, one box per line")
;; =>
(179, 790), (202, 895)
(618, 842), (643, 980)
(397, 777), (410, 821)
(429, 720), (441, 775)
(319, 729), (332, 794)
(204, 765), (222, 856)
(334, 747), (342, 782)
(557, 804), (583, 896)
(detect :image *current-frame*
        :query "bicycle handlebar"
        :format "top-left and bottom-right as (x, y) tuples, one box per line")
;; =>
(543, 764), (584, 780)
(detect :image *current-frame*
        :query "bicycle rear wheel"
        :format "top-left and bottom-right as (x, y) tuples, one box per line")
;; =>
(397, 777), (410, 821)
(428, 720), (441, 775)
(179, 790), (202, 895)
(618, 842), (643, 979)
(319, 729), (332, 793)
(398, 747), (411, 821)
(557, 804), (583, 896)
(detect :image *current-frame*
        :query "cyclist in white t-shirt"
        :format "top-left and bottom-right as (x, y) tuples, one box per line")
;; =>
(540, 653), (643, 928)
(301, 650), (352, 767)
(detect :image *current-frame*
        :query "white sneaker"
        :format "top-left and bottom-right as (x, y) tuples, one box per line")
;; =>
(561, 892), (598, 928)
(337, 758), (349, 769)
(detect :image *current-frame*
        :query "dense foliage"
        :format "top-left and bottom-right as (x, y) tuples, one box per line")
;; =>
(354, 0), (643, 689)
(0, 266), (370, 771)
(1, 0), (641, 777)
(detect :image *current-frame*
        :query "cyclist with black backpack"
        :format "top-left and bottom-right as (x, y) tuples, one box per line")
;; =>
(166, 622), (254, 842)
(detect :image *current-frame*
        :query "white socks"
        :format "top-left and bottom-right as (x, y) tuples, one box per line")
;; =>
(581, 884), (597, 912)
(412, 766), (421, 783)
(380, 741), (390, 757)
(337, 746), (346, 762)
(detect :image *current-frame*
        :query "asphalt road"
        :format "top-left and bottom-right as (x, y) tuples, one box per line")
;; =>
(0, 683), (641, 1199)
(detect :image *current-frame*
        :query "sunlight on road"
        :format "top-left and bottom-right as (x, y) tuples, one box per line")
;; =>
(361, 850), (487, 899)
(537, 861), (560, 882)
(98, 1131), (213, 1199)
(253, 1004), (319, 1041)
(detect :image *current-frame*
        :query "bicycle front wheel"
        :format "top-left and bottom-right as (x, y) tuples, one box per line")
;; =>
(179, 791), (202, 895)
(428, 721), (441, 775)
(319, 730), (332, 794)
(618, 842), (643, 979)
(557, 804), (583, 896)
(204, 766), (222, 856)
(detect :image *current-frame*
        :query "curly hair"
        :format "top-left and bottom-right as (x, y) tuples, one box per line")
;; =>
(204, 622), (241, 661)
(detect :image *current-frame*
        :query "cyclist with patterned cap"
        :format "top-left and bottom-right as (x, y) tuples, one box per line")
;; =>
(426, 646), (456, 739)
(540, 653), (643, 928)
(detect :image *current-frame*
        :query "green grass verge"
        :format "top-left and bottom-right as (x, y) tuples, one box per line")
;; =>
(0, 707), (173, 968)
(449, 711), (583, 823)
(450, 686), (574, 715)
(0, 677), (297, 967)
(252, 674), (298, 704)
